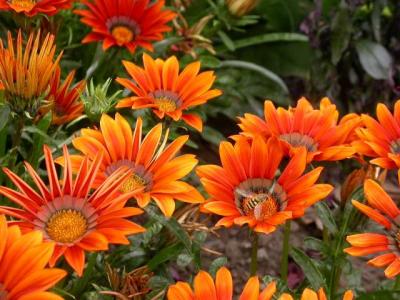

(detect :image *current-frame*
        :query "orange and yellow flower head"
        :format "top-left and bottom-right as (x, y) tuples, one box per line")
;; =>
(167, 267), (276, 300)
(0, 145), (145, 276)
(167, 267), (353, 300)
(43, 67), (85, 125)
(0, 215), (66, 300)
(353, 101), (400, 169)
(69, 113), (204, 217)
(345, 179), (400, 279)
(0, 31), (62, 115)
(0, 0), (72, 16)
(196, 136), (333, 234)
(74, 0), (176, 53)
(237, 97), (359, 162)
(116, 53), (222, 132)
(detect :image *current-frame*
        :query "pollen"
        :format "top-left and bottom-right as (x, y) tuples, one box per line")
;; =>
(254, 196), (279, 220)
(46, 209), (88, 244)
(111, 25), (134, 45)
(154, 97), (177, 113)
(121, 173), (146, 193)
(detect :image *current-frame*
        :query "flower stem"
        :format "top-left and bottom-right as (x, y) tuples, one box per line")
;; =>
(280, 220), (291, 281)
(394, 275), (400, 290)
(250, 231), (259, 276)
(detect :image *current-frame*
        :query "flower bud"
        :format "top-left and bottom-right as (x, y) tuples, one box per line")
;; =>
(226, 0), (259, 17)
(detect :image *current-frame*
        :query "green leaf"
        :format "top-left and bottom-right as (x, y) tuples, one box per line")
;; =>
(177, 253), (193, 268)
(219, 60), (289, 94)
(357, 291), (400, 300)
(28, 111), (52, 169)
(199, 55), (222, 68)
(208, 257), (228, 277)
(355, 40), (393, 80)
(233, 33), (308, 50)
(0, 105), (10, 132)
(315, 202), (338, 234)
(304, 237), (324, 252)
(147, 243), (184, 270)
(218, 30), (235, 51)
(290, 247), (326, 290)
(331, 5), (352, 65)
(145, 207), (192, 252)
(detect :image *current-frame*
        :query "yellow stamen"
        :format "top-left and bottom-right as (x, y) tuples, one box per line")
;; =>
(46, 209), (87, 244)
(154, 97), (177, 113)
(111, 26), (134, 45)
(121, 173), (146, 193)
(254, 196), (279, 220)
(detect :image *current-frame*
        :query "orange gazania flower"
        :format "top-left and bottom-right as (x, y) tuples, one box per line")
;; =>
(167, 267), (275, 300)
(0, 215), (66, 300)
(344, 179), (400, 278)
(353, 101), (400, 169)
(274, 286), (353, 300)
(0, 0), (72, 16)
(167, 267), (354, 300)
(0, 30), (62, 114)
(74, 0), (176, 53)
(68, 113), (204, 217)
(237, 97), (359, 162)
(0, 145), (145, 276)
(196, 136), (333, 234)
(45, 68), (85, 125)
(116, 53), (222, 132)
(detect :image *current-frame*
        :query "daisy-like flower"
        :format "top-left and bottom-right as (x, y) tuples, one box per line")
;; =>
(116, 53), (222, 132)
(67, 113), (204, 217)
(167, 267), (276, 300)
(44, 68), (85, 125)
(0, 0), (72, 16)
(196, 136), (333, 234)
(0, 145), (145, 276)
(273, 286), (353, 300)
(0, 215), (66, 300)
(74, 0), (176, 53)
(167, 267), (353, 300)
(0, 30), (62, 115)
(344, 179), (400, 278)
(236, 97), (359, 162)
(353, 101), (400, 169)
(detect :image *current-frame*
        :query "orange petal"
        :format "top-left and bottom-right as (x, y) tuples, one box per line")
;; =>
(194, 270), (217, 300)
(239, 276), (259, 300)
(216, 267), (233, 300)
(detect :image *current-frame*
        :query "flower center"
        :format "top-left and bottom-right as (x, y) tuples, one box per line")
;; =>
(8, 0), (35, 11)
(105, 160), (153, 193)
(154, 97), (177, 112)
(149, 90), (182, 113)
(46, 209), (88, 244)
(390, 139), (400, 154)
(106, 16), (141, 46)
(234, 178), (287, 221)
(280, 132), (318, 152)
(111, 26), (134, 45)
(121, 173), (146, 193)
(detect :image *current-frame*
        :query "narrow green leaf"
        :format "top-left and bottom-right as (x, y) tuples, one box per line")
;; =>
(331, 5), (352, 64)
(233, 33), (308, 50)
(290, 247), (326, 290)
(28, 111), (52, 169)
(147, 243), (184, 270)
(145, 207), (192, 252)
(0, 105), (10, 132)
(315, 202), (338, 234)
(218, 31), (235, 51)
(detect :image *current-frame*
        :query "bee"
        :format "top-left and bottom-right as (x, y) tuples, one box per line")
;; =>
(236, 181), (277, 216)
